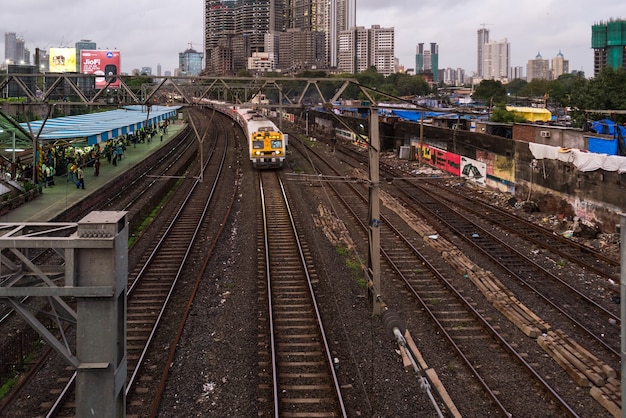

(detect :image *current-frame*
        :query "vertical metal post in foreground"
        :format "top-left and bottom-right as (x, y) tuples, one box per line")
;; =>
(368, 106), (382, 315)
(75, 211), (128, 417)
(0, 211), (128, 417)
(620, 213), (626, 417)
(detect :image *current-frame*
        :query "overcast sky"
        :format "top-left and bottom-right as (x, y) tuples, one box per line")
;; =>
(1, 0), (622, 77)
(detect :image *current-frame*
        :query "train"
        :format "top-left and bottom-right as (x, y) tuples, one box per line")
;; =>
(196, 98), (286, 169)
(335, 127), (368, 149)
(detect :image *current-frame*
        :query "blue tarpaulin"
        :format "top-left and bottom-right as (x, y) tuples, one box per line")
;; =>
(391, 110), (451, 122)
(591, 119), (626, 137)
(588, 137), (618, 155)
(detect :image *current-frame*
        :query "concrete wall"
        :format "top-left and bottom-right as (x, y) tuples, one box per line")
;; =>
(310, 109), (625, 233)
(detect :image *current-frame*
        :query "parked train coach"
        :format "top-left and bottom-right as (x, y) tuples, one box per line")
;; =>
(198, 99), (286, 169)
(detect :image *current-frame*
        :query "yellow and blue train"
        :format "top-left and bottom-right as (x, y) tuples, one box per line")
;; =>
(197, 98), (286, 169)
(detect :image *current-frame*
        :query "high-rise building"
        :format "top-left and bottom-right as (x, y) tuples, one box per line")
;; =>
(204, 0), (354, 74)
(15, 37), (26, 64)
(338, 26), (368, 74)
(592, 19), (626, 77)
(443, 67), (465, 86)
(204, 0), (266, 74)
(157, 64), (162, 77)
(526, 52), (551, 81)
(75, 40), (97, 72)
(277, 29), (326, 72)
(4, 32), (29, 65)
(476, 27), (510, 81)
(476, 27), (489, 77)
(337, 25), (394, 76)
(35, 48), (49, 73)
(510, 66), (524, 80)
(551, 51), (569, 79)
(415, 42), (439, 82)
(179, 48), (204, 76)
(4, 32), (17, 64)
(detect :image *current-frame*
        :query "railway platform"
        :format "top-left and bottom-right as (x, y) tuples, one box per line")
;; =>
(0, 122), (186, 223)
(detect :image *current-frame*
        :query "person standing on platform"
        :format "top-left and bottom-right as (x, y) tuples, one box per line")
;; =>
(76, 166), (85, 189)
(94, 158), (100, 176)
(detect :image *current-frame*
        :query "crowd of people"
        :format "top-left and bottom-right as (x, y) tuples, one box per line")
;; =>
(1, 121), (171, 191)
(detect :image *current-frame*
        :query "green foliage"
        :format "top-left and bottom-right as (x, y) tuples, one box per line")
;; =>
(546, 73), (586, 107)
(124, 75), (152, 88)
(385, 73), (431, 97)
(335, 246), (350, 257)
(355, 67), (386, 90)
(236, 69), (252, 78)
(518, 79), (551, 100)
(575, 67), (626, 112)
(505, 78), (528, 96)
(0, 376), (19, 399)
(298, 70), (328, 78)
(472, 79), (507, 105)
(490, 104), (528, 123)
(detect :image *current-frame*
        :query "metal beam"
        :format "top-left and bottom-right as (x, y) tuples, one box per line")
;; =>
(0, 211), (128, 417)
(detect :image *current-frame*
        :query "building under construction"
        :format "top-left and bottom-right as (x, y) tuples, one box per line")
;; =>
(592, 18), (626, 77)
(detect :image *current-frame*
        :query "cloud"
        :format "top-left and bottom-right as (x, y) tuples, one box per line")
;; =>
(1, 0), (623, 77)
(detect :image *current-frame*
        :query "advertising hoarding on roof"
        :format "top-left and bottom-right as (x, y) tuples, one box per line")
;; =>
(49, 48), (77, 73)
(80, 50), (121, 88)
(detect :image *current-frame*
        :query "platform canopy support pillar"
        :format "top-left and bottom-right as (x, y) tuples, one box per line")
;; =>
(0, 211), (128, 417)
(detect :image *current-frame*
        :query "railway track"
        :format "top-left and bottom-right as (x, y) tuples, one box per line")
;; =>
(288, 135), (612, 416)
(335, 140), (622, 415)
(420, 177), (621, 280)
(390, 178), (621, 357)
(256, 170), (346, 417)
(0, 109), (241, 417)
(334, 142), (621, 362)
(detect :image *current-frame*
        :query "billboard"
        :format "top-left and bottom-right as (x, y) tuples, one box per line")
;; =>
(49, 48), (77, 73)
(80, 50), (121, 88)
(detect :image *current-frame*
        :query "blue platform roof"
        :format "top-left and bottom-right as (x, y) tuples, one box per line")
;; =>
(21, 106), (180, 145)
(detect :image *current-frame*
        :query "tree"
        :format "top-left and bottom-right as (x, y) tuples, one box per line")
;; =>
(566, 67), (626, 126)
(546, 73), (586, 107)
(386, 73), (431, 97)
(472, 79), (507, 106)
(236, 69), (252, 78)
(355, 67), (385, 89)
(124, 75), (153, 89)
(505, 79), (528, 97)
(517, 79), (550, 100)
(490, 104), (528, 123)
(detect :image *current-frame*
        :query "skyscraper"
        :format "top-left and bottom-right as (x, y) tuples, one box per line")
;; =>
(415, 42), (439, 82)
(338, 25), (394, 76)
(477, 27), (510, 81)
(204, 0), (355, 74)
(4, 33), (31, 66)
(75, 40), (97, 72)
(592, 19), (626, 77)
(527, 52), (551, 81)
(204, 0), (269, 74)
(551, 51), (569, 79)
(476, 27), (489, 78)
(179, 48), (204, 76)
